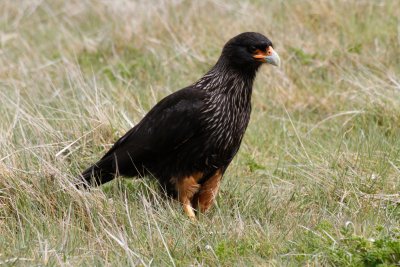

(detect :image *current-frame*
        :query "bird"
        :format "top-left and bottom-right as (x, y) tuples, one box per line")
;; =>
(78, 32), (280, 219)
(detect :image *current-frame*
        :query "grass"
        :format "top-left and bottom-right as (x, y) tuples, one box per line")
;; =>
(0, 0), (399, 265)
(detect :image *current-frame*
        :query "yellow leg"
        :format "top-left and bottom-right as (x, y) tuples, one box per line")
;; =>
(181, 197), (196, 219)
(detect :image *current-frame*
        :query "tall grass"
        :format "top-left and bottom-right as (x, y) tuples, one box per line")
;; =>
(0, 0), (399, 265)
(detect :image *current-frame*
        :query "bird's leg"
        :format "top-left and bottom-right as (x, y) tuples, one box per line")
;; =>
(175, 174), (202, 219)
(193, 169), (222, 213)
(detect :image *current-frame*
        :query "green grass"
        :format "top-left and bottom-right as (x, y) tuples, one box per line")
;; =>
(1, 0), (399, 266)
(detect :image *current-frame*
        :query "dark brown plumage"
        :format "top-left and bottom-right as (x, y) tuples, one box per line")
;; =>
(79, 32), (280, 218)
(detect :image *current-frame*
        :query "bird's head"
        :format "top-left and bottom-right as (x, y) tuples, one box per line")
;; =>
(220, 32), (280, 72)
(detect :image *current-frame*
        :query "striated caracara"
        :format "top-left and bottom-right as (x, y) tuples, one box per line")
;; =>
(79, 32), (280, 219)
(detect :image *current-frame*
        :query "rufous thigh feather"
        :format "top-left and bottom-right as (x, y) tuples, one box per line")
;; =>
(175, 172), (203, 219)
(193, 169), (222, 213)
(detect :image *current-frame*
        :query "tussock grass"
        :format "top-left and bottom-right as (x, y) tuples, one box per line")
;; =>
(0, 0), (399, 265)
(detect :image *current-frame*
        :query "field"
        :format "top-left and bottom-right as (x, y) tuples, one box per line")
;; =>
(1, 0), (399, 265)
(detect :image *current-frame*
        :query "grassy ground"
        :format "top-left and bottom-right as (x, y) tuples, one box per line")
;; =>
(1, 0), (399, 265)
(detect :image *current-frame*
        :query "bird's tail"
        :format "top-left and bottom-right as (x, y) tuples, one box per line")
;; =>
(78, 156), (116, 188)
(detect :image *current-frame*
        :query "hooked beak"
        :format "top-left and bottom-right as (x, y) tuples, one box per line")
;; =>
(253, 46), (281, 67)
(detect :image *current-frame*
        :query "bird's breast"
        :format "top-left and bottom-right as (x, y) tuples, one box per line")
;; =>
(201, 95), (251, 160)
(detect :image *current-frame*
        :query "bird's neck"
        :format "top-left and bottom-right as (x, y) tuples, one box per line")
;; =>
(194, 60), (257, 97)
(195, 61), (257, 151)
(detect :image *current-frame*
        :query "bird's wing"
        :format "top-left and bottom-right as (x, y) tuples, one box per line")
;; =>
(100, 87), (205, 168)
